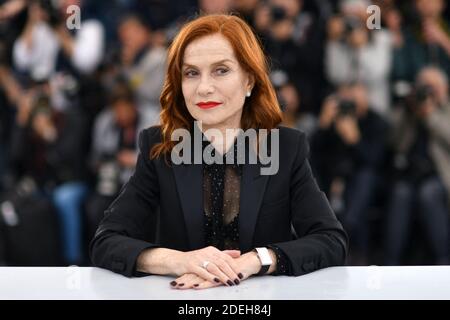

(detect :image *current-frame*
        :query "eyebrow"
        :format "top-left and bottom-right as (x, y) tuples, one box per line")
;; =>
(182, 59), (235, 69)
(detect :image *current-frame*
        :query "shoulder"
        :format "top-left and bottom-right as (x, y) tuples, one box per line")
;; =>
(138, 126), (163, 152)
(275, 126), (309, 159)
(276, 125), (307, 147)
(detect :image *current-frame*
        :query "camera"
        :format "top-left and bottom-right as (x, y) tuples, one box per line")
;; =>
(35, 0), (62, 27)
(270, 5), (288, 23)
(337, 99), (356, 116)
(414, 84), (434, 104)
(404, 84), (435, 113)
(342, 16), (364, 38)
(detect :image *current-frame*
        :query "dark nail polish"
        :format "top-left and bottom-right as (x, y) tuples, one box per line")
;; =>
(194, 284), (199, 287)
(227, 280), (234, 286)
(178, 283), (184, 287)
(170, 281), (177, 286)
(238, 273), (243, 279)
(234, 279), (240, 285)
(214, 278), (220, 283)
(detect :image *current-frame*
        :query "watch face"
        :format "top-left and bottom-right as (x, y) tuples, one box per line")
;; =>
(256, 247), (273, 266)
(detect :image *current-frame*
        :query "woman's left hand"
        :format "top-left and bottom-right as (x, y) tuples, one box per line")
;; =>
(170, 251), (262, 290)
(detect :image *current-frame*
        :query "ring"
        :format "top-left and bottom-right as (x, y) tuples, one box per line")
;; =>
(202, 261), (210, 269)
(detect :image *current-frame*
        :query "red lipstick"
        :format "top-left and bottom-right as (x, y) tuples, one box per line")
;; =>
(196, 101), (222, 109)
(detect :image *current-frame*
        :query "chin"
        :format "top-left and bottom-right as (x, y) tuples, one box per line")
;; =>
(194, 116), (224, 127)
(189, 109), (226, 127)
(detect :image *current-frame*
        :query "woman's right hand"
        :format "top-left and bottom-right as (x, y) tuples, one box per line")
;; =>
(172, 247), (243, 287)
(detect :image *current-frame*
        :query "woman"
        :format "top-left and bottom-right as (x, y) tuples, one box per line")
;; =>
(90, 14), (348, 289)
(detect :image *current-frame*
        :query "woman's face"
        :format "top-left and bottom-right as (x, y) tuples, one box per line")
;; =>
(181, 33), (253, 130)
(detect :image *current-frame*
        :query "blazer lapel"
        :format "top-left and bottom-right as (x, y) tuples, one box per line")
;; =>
(239, 153), (270, 253)
(172, 163), (205, 250)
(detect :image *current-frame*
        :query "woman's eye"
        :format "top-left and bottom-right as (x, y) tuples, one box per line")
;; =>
(184, 70), (198, 77)
(215, 68), (229, 75)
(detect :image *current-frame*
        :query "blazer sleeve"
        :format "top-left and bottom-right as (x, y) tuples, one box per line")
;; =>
(271, 132), (349, 276)
(89, 128), (160, 277)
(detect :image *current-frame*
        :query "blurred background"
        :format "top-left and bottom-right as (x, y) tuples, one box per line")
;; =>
(0, 0), (449, 267)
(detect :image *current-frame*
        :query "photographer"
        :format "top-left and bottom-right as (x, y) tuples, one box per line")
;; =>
(116, 14), (165, 115)
(8, 81), (90, 265)
(384, 66), (450, 265)
(311, 82), (387, 265)
(277, 79), (318, 138)
(13, 0), (104, 80)
(85, 82), (156, 244)
(254, 0), (325, 113)
(325, 0), (392, 118)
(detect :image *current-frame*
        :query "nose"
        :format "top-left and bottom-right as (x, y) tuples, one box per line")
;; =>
(196, 74), (215, 97)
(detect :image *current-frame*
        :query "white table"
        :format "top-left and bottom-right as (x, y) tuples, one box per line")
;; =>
(1, 266), (449, 300)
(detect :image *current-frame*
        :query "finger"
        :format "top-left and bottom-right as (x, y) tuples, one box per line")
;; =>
(207, 260), (237, 286)
(214, 256), (240, 284)
(217, 253), (243, 282)
(178, 274), (207, 290)
(194, 280), (221, 290)
(193, 264), (231, 286)
(222, 250), (241, 258)
(171, 273), (194, 289)
(221, 251), (244, 280)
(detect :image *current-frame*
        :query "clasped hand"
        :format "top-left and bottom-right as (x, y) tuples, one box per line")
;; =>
(170, 246), (260, 290)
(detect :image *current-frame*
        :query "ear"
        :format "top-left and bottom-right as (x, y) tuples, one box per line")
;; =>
(246, 73), (255, 92)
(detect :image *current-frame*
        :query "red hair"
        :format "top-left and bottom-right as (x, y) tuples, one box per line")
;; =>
(150, 14), (282, 159)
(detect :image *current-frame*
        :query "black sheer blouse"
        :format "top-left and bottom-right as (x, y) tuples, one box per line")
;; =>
(202, 136), (291, 275)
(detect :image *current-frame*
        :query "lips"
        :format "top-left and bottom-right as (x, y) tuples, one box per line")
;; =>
(196, 101), (222, 109)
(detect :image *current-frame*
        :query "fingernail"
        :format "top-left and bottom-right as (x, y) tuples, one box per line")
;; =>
(178, 283), (184, 287)
(214, 278), (220, 283)
(234, 279), (240, 285)
(238, 273), (243, 279)
(170, 281), (177, 286)
(194, 284), (199, 287)
(227, 280), (234, 286)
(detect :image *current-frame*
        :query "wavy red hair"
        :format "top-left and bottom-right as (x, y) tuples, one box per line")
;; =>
(150, 14), (282, 160)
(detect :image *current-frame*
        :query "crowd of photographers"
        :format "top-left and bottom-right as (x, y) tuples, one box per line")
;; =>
(0, 0), (449, 267)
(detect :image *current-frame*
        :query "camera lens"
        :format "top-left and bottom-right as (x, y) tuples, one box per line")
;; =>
(270, 6), (287, 22)
(338, 99), (356, 116)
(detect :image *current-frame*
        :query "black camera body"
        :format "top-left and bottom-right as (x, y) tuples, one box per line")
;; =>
(405, 84), (435, 113)
(270, 5), (288, 23)
(343, 16), (364, 37)
(414, 84), (434, 104)
(338, 99), (357, 116)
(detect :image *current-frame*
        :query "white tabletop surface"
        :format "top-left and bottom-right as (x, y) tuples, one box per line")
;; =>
(1, 266), (449, 300)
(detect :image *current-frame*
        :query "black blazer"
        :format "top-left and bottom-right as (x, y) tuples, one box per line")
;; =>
(90, 125), (348, 277)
